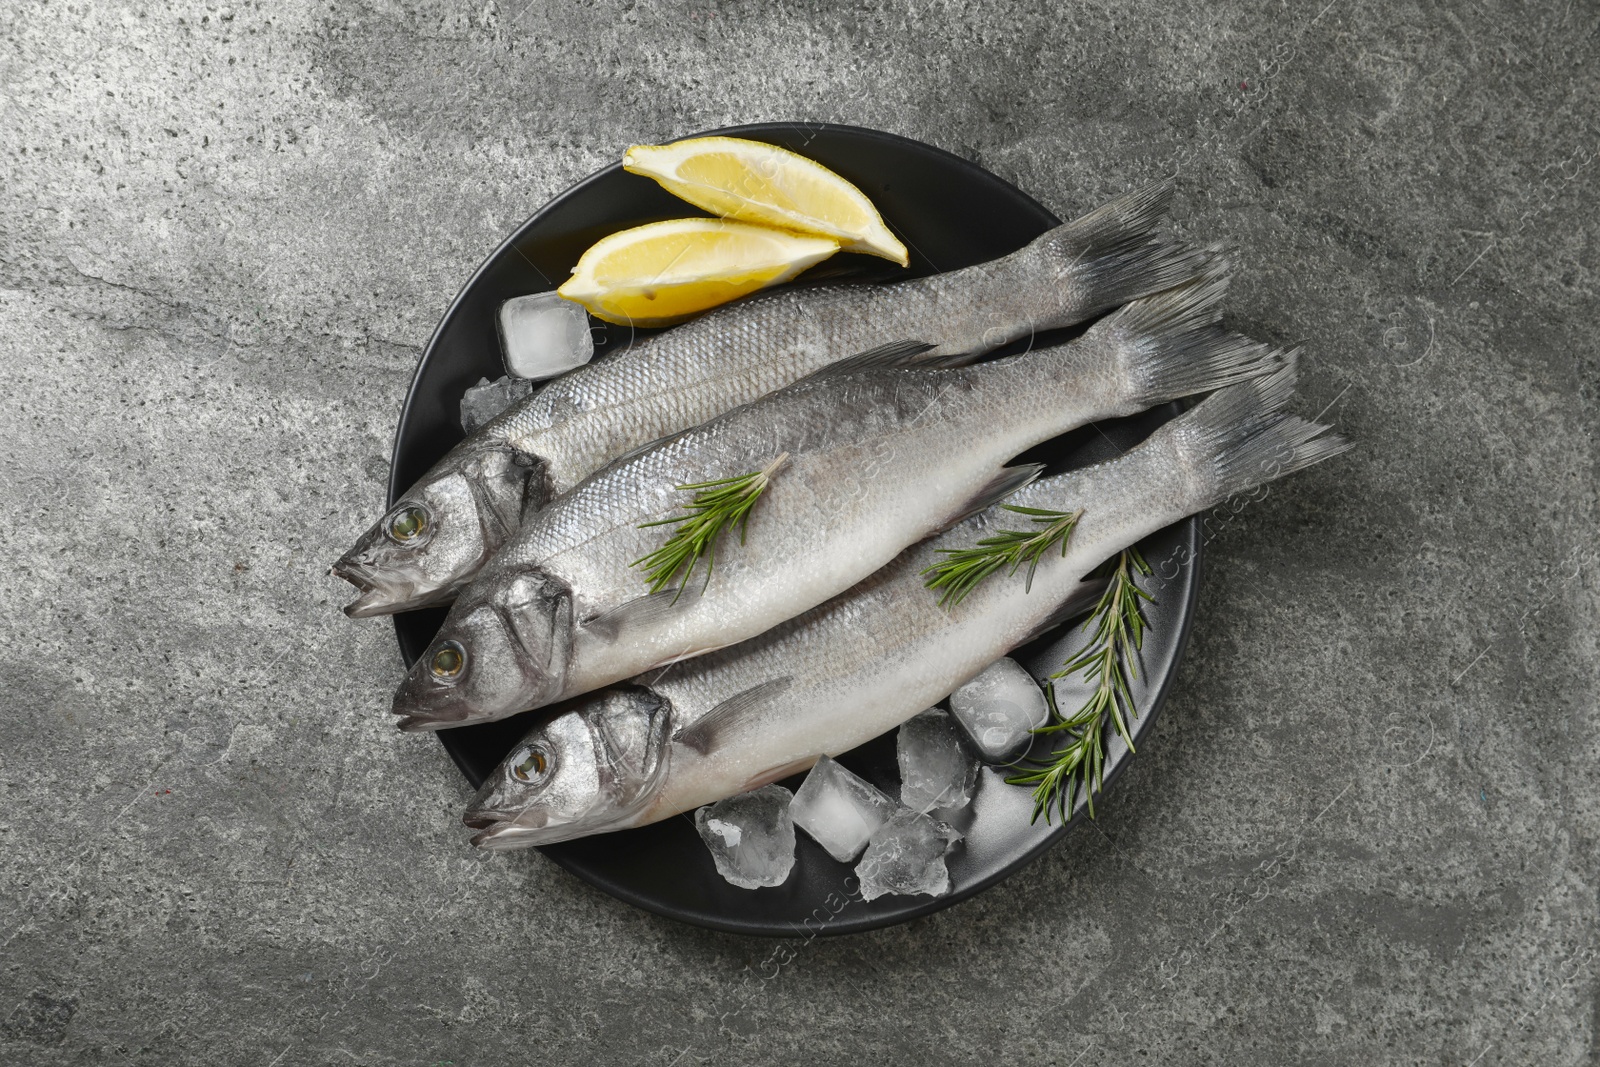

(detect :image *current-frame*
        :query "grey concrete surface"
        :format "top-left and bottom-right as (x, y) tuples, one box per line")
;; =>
(2, 1), (1596, 1064)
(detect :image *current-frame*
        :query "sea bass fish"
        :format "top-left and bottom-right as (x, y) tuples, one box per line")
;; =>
(390, 265), (1278, 732)
(333, 179), (1203, 617)
(462, 368), (1349, 847)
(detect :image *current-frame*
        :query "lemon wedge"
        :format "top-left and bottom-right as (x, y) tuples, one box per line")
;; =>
(623, 136), (910, 267)
(557, 218), (840, 327)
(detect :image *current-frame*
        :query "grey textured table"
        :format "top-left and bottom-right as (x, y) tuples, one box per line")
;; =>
(2, 2), (1595, 1064)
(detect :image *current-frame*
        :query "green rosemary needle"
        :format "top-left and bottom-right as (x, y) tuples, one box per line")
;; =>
(921, 505), (1084, 608)
(1006, 546), (1153, 824)
(631, 453), (788, 598)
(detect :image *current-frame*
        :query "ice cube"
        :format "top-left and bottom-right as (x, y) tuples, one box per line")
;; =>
(459, 375), (535, 435)
(693, 784), (796, 889)
(497, 291), (594, 380)
(790, 756), (898, 863)
(854, 808), (962, 901)
(948, 657), (1050, 762)
(897, 708), (979, 813)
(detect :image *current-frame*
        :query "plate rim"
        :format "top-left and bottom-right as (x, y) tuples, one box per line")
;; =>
(388, 120), (1203, 937)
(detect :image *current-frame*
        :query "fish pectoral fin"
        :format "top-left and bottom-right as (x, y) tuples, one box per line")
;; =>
(804, 339), (942, 378)
(672, 676), (794, 756)
(1016, 577), (1110, 645)
(639, 641), (732, 675)
(937, 463), (1046, 532)
(741, 757), (817, 792)
(518, 461), (551, 520)
(583, 588), (696, 643)
(604, 426), (695, 471)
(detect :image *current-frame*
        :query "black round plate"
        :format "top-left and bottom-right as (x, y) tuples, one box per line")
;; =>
(389, 123), (1200, 937)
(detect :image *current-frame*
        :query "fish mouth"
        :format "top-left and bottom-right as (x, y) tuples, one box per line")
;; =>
(395, 714), (454, 733)
(331, 556), (451, 618)
(469, 823), (521, 850)
(330, 556), (395, 618)
(464, 809), (560, 850)
(462, 808), (513, 831)
(390, 666), (485, 732)
(390, 691), (475, 733)
(343, 591), (391, 618)
(330, 554), (373, 589)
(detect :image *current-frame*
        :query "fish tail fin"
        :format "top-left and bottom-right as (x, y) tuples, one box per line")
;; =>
(1036, 178), (1212, 319)
(1165, 363), (1354, 511)
(1101, 254), (1285, 407)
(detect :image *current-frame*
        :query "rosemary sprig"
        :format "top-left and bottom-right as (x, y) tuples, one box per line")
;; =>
(920, 505), (1084, 608)
(1006, 546), (1154, 823)
(631, 453), (788, 598)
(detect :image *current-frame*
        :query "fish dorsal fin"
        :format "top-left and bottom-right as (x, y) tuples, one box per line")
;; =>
(937, 463), (1045, 532)
(672, 676), (794, 756)
(582, 588), (695, 643)
(1016, 578), (1110, 646)
(808, 339), (940, 378)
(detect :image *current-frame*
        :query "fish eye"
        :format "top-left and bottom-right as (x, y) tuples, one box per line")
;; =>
(510, 746), (549, 783)
(430, 641), (465, 679)
(387, 504), (430, 544)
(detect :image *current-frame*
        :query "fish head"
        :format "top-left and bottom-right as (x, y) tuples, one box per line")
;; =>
(391, 569), (574, 731)
(464, 687), (673, 849)
(333, 444), (546, 617)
